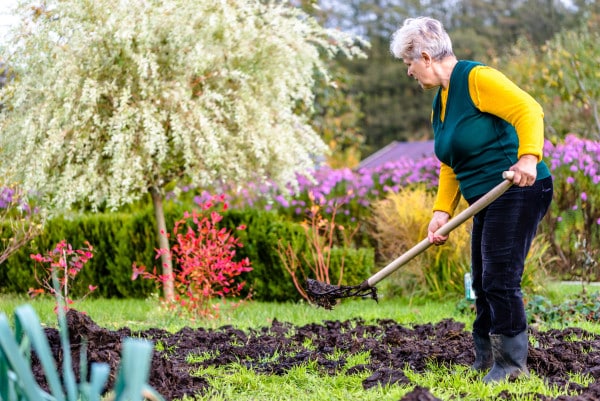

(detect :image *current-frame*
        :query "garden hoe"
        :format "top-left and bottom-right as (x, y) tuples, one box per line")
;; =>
(306, 171), (515, 309)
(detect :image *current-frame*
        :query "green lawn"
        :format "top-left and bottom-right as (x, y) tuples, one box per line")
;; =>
(0, 293), (474, 331)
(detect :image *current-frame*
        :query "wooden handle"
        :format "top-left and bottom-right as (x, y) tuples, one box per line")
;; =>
(364, 171), (514, 287)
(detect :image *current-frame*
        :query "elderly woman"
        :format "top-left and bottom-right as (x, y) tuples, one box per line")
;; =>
(390, 17), (553, 383)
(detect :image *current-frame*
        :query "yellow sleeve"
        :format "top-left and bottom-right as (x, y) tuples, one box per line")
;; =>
(432, 163), (462, 216)
(469, 66), (545, 161)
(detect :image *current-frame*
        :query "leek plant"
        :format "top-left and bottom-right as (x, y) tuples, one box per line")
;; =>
(0, 274), (164, 401)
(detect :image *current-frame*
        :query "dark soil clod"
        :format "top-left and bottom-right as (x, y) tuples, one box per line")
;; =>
(305, 278), (378, 309)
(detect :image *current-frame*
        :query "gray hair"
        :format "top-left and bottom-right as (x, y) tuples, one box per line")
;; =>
(390, 17), (454, 61)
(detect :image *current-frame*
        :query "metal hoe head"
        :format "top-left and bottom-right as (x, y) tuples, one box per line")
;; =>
(305, 279), (378, 310)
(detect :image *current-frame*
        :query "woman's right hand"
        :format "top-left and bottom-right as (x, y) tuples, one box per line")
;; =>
(428, 211), (451, 245)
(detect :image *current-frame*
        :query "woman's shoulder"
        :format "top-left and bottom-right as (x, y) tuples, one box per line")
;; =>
(469, 64), (513, 84)
(455, 60), (486, 76)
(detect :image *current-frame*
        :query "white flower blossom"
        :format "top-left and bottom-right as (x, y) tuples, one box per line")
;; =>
(0, 0), (366, 212)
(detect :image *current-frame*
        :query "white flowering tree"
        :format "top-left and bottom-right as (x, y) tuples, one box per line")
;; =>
(0, 0), (365, 300)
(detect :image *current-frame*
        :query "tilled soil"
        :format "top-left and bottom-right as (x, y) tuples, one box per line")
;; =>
(32, 310), (600, 401)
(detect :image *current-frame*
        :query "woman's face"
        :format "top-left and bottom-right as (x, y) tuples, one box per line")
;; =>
(404, 54), (436, 89)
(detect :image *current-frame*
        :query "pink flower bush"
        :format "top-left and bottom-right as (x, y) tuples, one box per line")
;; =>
(29, 240), (96, 312)
(133, 195), (252, 319)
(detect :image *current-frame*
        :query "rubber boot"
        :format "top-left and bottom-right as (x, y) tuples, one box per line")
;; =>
(471, 332), (493, 371)
(483, 331), (529, 383)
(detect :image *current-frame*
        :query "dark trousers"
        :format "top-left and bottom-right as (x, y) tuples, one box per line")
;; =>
(469, 176), (553, 337)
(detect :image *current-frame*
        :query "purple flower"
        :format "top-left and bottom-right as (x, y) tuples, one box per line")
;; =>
(0, 187), (15, 209)
(274, 195), (289, 208)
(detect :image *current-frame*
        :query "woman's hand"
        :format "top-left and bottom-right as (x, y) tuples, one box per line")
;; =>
(509, 154), (538, 187)
(428, 211), (451, 245)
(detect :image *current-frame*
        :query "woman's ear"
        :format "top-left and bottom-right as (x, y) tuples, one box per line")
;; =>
(421, 51), (432, 66)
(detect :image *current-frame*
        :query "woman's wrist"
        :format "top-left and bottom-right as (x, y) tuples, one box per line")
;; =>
(519, 154), (539, 163)
(432, 210), (451, 219)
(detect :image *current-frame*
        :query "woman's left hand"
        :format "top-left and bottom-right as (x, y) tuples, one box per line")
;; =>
(509, 154), (538, 187)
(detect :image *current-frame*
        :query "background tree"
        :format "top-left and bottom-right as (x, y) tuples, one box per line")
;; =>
(292, 0), (368, 168)
(308, 67), (366, 168)
(502, 20), (600, 140)
(321, 0), (435, 155)
(0, 0), (365, 301)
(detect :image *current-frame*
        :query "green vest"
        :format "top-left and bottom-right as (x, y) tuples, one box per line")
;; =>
(432, 60), (550, 200)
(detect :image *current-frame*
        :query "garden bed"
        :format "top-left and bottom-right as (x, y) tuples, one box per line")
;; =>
(33, 310), (600, 400)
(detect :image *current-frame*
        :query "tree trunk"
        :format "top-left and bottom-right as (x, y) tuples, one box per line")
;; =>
(149, 186), (174, 302)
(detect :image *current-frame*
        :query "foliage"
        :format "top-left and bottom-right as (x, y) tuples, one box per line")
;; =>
(328, 247), (374, 286)
(219, 207), (373, 302)
(368, 185), (471, 299)
(502, 21), (600, 140)
(277, 193), (360, 301)
(527, 291), (600, 327)
(1, 136), (596, 301)
(0, 304), (163, 401)
(541, 136), (600, 281)
(0, 61), (15, 91)
(539, 21), (600, 140)
(302, 62), (366, 169)
(133, 196), (252, 319)
(29, 240), (96, 311)
(215, 208), (307, 302)
(0, 183), (43, 265)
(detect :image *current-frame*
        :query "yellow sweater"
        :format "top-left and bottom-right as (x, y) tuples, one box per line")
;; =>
(432, 65), (545, 215)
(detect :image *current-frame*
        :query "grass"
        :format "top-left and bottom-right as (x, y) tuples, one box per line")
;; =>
(0, 281), (598, 401)
(0, 293), (475, 331)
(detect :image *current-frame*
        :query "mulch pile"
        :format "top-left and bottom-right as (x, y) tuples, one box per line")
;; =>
(30, 309), (600, 400)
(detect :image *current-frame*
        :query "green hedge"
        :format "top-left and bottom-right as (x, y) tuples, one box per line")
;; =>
(0, 210), (158, 298)
(0, 205), (374, 302)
